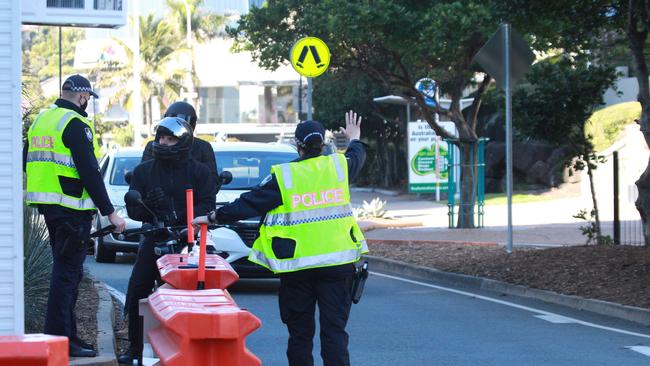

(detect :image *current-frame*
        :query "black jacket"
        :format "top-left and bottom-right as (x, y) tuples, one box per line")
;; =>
(142, 138), (217, 177)
(214, 140), (366, 223)
(142, 137), (218, 198)
(127, 157), (216, 226)
(23, 99), (114, 220)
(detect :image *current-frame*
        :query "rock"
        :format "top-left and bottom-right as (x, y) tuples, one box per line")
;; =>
(526, 161), (549, 184)
(513, 141), (554, 173)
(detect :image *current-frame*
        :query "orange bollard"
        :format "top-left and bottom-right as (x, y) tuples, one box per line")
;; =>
(185, 189), (194, 245)
(156, 253), (239, 290)
(197, 224), (208, 289)
(147, 288), (261, 366)
(0, 334), (68, 366)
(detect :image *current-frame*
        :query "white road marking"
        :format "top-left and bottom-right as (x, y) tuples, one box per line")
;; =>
(624, 346), (650, 357)
(535, 314), (576, 324)
(371, 272), (650, 339)
(142, 357), (160, 365)
(104, 284), (126, 306)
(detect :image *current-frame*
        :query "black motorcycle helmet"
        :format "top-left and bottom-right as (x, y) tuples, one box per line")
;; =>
(152, 117), (194, 161)
(164, 101), (197, 129)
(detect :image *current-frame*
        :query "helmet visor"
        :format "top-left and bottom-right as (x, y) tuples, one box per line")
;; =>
(155, 117), (192, 139)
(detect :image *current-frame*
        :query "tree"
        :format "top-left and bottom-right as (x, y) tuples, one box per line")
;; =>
(313, 70), (404, 188)
(511, 57), (617, 243)
(165, 0), (226, 42)
(165, 0), (227, 105)
(22, 26), (84, 83)
(498, 1), (650, 244)
(229, 0), (510, 227)
(90, 14), (186, 128)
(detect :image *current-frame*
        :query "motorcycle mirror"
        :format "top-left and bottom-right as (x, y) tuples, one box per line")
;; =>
(124, 190), (160, 225)
(124, 171), (133, 185)
(219, 170), (233, 186)
(124, 190), (143, 206)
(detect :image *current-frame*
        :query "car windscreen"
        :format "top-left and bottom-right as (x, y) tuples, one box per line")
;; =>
(109, 157), (141, 186)
(216, 151), (298, 189)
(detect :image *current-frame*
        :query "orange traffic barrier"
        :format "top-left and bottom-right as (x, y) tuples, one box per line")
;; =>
(147, 288), (261, 366)
(156, 253), (239, 290)
(0, 334), (68, 366)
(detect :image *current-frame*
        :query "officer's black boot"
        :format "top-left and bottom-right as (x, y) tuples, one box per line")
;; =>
(117, 348), (135, 364)
(71, 336), (94, 350)
(69, 341), (97, 358)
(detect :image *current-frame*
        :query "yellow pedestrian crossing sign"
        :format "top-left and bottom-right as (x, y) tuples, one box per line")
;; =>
(290, 37), (330, 78)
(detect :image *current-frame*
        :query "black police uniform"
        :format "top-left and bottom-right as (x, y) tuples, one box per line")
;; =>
(124, 154), (216, 359)
(213, 140), (366, 366)
(23, 99), (115, 349)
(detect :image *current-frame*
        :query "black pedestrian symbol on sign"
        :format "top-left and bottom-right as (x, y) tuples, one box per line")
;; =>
(296, 45), (325, 69)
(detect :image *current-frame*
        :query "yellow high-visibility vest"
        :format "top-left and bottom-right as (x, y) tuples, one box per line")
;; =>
(249, 154), (368, 273)
(25, 106), (101, 210)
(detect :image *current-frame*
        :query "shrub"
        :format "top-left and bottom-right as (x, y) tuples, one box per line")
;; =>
(23, 205), (53, 332)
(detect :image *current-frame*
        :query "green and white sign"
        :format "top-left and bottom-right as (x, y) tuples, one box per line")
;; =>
(407, 121), (457, 194)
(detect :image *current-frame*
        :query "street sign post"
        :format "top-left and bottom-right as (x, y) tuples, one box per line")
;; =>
(474, 24), (534, 253)
(290, 37), (331, 120)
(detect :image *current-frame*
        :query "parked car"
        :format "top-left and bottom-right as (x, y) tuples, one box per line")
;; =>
(93, 142), (299, 277)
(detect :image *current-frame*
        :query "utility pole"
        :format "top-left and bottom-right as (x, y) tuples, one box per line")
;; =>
(131, 1), (143, 146)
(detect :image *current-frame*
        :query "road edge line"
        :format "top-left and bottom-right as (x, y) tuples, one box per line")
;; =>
(365, 255), (650, 327)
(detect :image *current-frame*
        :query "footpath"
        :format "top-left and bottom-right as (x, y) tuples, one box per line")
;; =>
(351, 187), (603, 247)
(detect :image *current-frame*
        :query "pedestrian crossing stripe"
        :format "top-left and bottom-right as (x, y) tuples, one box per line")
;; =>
(290, 37), (330, 78)
(625, 346), (650, 357)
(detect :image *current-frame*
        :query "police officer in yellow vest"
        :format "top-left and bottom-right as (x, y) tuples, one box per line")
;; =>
(24, 74), (126, 358)
(194, 111), (367, 366)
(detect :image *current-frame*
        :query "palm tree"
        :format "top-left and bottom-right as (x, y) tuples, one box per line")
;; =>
(91, 14), (187, 129)
(165, 0), (226, 105)
(165, 0), (227, 43)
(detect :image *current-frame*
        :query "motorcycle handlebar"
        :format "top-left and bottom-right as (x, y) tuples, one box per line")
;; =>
(91, 223), (230, 240)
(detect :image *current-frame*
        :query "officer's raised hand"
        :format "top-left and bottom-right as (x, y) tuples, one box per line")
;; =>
(339, 110), (362, 141)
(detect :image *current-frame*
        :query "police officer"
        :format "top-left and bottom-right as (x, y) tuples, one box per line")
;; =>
(24, 74), (126, 357)
(193, 110), (367, 366)
(119, 117), (216, 364)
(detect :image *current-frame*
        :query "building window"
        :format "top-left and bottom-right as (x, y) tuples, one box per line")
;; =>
(47, 0), (84, 8)
(94, 0), (122, 10)
(199, 87), (224, 124)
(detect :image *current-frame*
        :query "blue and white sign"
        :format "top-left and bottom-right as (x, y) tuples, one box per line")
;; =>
(415, 78), (437, 107)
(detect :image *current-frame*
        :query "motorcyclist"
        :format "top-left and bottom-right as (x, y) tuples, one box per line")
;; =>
(141, 101), (217, 182)
(119, 117), (216, 364)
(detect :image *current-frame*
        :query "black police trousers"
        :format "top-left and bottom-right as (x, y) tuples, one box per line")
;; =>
(125, 238), (160, 357)
(43, 211), (92, 340)
(278, 263), (355, 366)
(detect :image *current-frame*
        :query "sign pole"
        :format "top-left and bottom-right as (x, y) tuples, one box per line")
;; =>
(307, 77), (313, 120)
(504, 23), (514, 254)
(435, 137), (440, 202)
(473, 23), (533, 253)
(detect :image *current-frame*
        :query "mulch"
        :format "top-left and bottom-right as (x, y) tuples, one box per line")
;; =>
(75, 276), (99, 348)
(25, 274), (98, 347)
(368, 242), (650, 309)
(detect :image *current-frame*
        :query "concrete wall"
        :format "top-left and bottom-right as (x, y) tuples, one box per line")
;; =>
(0, 0), (24, 334)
